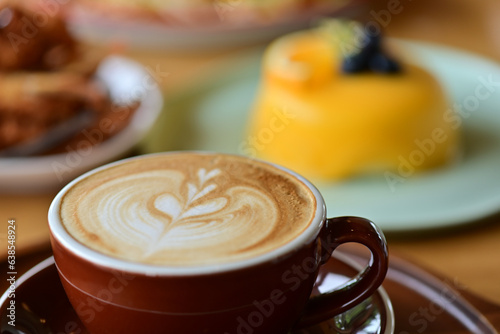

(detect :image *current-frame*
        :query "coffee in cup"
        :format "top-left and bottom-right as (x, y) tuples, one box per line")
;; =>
(48, 152), (388, 334)
(59, 152), (316, 267)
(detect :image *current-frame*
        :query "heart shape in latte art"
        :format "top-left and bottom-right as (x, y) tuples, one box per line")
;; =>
(67, 167), (283, 265)
(154, 168), (227, 222)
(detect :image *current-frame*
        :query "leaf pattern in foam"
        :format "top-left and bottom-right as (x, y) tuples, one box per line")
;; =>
(76, 167), (282, 263)
(191, 184), (217, 202)
(152, 168), (227, 241)
(154, 194), (183, 220)
(198, 168), (220, 185)
(180, 197), (228, 219)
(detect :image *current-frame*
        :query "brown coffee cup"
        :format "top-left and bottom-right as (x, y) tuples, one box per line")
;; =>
(48, 152), (388, 334)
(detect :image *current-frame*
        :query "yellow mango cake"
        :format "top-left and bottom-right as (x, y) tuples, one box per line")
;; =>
(245, 22), (460, 182)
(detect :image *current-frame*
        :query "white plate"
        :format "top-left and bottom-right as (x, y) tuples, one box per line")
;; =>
(66, 0), (364, 50)
(144, 39), (500, 232)
(0, 56), (163, 194)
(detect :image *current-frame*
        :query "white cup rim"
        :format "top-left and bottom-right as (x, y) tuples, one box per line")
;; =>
(48, 151), (327, 276)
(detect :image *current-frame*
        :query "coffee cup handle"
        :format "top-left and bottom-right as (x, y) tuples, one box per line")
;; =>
(295, 216), (389, 328)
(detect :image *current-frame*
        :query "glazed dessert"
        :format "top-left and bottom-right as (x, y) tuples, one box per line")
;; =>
(246, 22), (460, 182)
(0, 1), (138, 155)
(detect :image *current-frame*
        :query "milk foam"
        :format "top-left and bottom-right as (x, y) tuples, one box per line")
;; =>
(60, 154), (315, 266)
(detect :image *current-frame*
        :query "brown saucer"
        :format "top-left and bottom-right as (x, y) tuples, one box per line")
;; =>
(0, 252), (392, 334)
(2, 247), (499, 333)
(345, 245), (499, 334)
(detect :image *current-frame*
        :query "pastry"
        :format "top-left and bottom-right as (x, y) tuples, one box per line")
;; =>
(0, 1), (138, 155)
(245, 21), (460, 182)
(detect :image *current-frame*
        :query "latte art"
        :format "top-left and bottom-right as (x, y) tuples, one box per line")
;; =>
(60, 153), (316, 266)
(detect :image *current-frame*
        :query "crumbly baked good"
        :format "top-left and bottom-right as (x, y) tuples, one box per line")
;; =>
(246, 22), (460, 182)
(0, 1), (137, 155)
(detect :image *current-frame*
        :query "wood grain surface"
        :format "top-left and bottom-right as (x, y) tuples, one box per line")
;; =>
(1, 0), (499, 321)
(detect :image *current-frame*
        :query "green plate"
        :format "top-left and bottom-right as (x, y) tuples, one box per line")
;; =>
(143, 40), (500, 233)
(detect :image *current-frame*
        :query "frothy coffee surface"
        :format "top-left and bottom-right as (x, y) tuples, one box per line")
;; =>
(59, 153), (316, 266)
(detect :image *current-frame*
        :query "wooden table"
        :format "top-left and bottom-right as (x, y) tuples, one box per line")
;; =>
(363, 0), (500, 306)
(1, 0), (499, 326)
